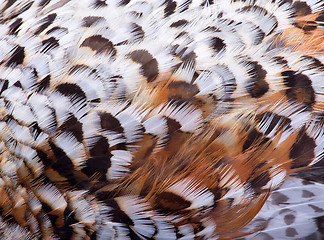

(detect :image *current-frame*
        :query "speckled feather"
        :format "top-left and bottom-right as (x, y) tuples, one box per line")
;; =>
(0, 0), (324, 239)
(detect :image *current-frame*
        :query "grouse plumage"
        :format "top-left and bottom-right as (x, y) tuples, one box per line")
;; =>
(0, 0), (324, 239)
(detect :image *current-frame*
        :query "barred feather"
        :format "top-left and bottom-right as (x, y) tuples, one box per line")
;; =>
(1, 0), (324, 239)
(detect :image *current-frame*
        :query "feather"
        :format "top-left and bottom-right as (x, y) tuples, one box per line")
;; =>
(1, 0), (324, 239)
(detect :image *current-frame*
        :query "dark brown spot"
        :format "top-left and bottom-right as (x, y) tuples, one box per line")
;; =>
(36, 75), (50, 92)
(118, 0), (130, 5)
(282, 71), (315, 108)
(128, 50), (159, 82)
(56, 209), (75, 238)
(90, 136), (109, 156)
(243, 128), (269, 151)
(2, 0), (16, 11)
(105, 199), (134, 225)
(178, 0), (191, 12)
(272, 192), (289, 205)
(249, 171), (271, 192)
(6, 2), (33, 20)
(245, 61), (269, 98)
(46, 26), (68, 34)
(279, 209), (290, 214)
(13, 81), (22, 88)
(316, 11), (324, 22)
(286, 227), (298, 237)
(41, 37), (59, 53)
(175, 31), (189, 39)
(302, 189), (315, 198)
(130, 23), (145, 41)
(209, 187), (222, 208)
(284, 214), (296, 225)
(7, 45), (25, 66)
(192, 222), (205, 234)
(210, 37), (226, 52)
(289, 126), (316, 169)
(301, 56), (324, 71)
(174, 49), (197, 69)
(41, 202), (60, 226)
(167, 81), (199, 102)
(217, 12), (223, 18)
(155, 192), (191, 213)
(170, 44), (180, 55)
(183, 51), (196, 65)
(254, 161), (267, 170)
(252, 25), (265, 45)
(82, 16), (105, 27)
(29, 122), (43, 140)
(201, 0), (214, 6)
(282, 71), (299, 87)
(59, 115), (83, 143)
(32, 67), (38, 79)
(273, 56), (289, 67)
(35, 13), (57, 35)
(50, 142), (75, 178)
(82, 155), (112, 181)
(165, 117), (182, 134)
(129, 11), (143, 18)
(36, 149), (52, 167)
(309, 204), (324, 213)
(292, 1), (312, 16)
(95, 191), (111, 201)
(99, 112), (124, 133)
(0, 79), (9, 94)
(293, 21), (317, 32)
(170, 19), (189, 28)
(55, 83), (87, 105)
(93, 0), (107, 7)
(8, 18), (22, 35)
(293, 160), (324, 183)
(204, 26), (221, 32)
(278, 0), (292, 7)
(302, 179), (315, 185)
(164, 0), (177, 17)
(81, 35), (117, 56)
(39, 0), (50, 7)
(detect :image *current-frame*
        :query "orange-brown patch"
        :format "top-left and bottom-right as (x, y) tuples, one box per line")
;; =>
(278, 12), (324, 54)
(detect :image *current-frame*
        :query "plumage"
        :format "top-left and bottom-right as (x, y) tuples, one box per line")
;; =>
(0, 0), (324, 239)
